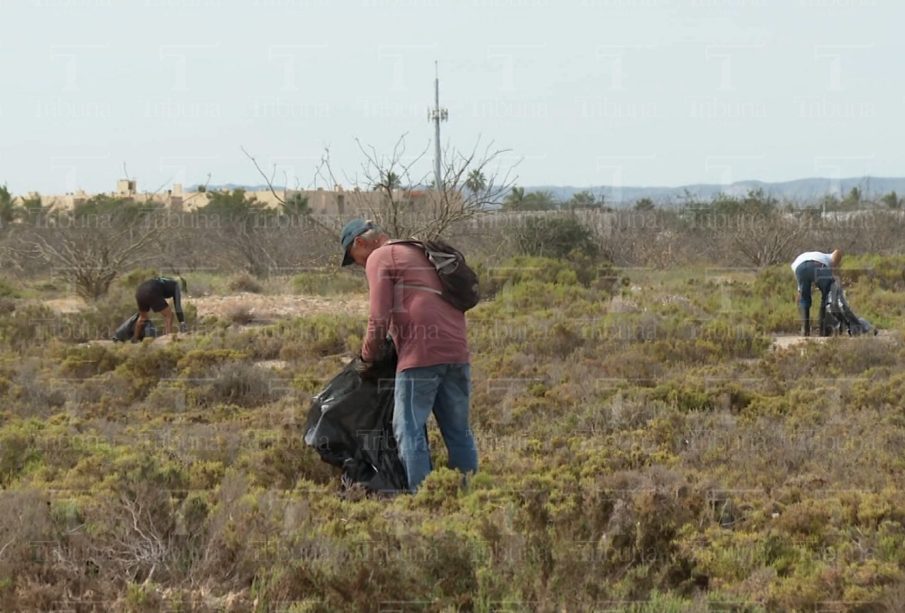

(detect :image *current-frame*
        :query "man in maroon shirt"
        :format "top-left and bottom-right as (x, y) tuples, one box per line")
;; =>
(341, 218), (478, 491)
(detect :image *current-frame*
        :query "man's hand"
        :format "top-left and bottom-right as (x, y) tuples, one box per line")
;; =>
(354, 357), (377, 380)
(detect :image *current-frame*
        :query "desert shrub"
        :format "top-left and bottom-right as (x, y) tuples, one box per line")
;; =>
(582, 467), (708, 594)
(0, 304), (56, 350)
(7, 359), (68, 417)
(752, 265), (789, 301)
(0, 297), (15, 316)
(272, 314), (363, 357)
(59, 343), (126, 378)
(113, 343), (184, 400)
(840, 254), (905, 291)
(176, 348), (248, 378)
(189, 361), (279, 409)
(475, 255), (619, 301)
(116, 267), (158, 288)
(2, 242), (905, 609)
(225, 303), (255, 325)
(0, 278), (22, 298)
(765, 336), (901, 382)
(0, 488), (62, 606)
(227, 272), (264, 294)
(292, 270), (366, 295)
(0, 421), (43, 486)
(236, 429), (333, 489)
(514, 215), (600, 260)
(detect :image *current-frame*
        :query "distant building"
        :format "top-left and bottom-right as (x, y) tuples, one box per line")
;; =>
(19, 180), (465, 219)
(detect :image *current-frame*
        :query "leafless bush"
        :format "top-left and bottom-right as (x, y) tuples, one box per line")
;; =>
(98, 488), (178, 584)
(315, 134), (517, 239)
(227, 273), (263, 294)
(12, 206), (164, 300)
(725, 214), (804, 267)
(225, 303), (254, 325)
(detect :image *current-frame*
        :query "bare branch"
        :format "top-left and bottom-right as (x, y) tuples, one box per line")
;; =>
(241, 145), (287, 208)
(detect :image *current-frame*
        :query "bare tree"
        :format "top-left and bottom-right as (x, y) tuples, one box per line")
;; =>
(429, 138), (518, 238)
(315, 134), (518, 239)
(728, 213), (804, 267)
(15, 202), (164, 299)
(312, 134), (433, 237)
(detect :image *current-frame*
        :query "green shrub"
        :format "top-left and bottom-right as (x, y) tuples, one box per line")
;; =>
(0, 304), (56, 350)
(60, 343), (125, 378)
(0, 278), (22, 299)
(292, 271), (366, 295)
(227, 272), (264, 294)
(0, 421), (43, 486)
(116, 268), (159, 291)
(188, 361), (279, 409)
(514, 215), (600, 260)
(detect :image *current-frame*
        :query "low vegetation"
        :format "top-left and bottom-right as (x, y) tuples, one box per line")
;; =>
(0, 243), (903, 610)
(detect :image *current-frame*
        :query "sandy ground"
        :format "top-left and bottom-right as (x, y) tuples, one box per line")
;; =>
(40, 297), (86, 314)
(771, 329), (897, 351)
(190, 292), (368, 321)
(35, 292), (368, 321)
(37, 293), (899, 355)
(771, 335), (830, 351)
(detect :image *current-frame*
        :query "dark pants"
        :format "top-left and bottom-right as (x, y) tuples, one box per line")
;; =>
(795, 261), (834, 333)
(135, 280), (169, 313)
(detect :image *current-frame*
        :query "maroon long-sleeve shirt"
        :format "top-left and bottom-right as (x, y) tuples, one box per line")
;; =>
(361, 242), (469, 372)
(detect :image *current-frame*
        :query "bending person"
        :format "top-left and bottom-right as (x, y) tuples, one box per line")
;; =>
(340, 219), (478, 492)
(133, 275), (188, 341)
(791, 249), (842, 337)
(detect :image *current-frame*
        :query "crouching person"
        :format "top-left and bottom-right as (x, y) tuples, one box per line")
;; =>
(133, 275), (188, 342)
(340, 219), (478, 491)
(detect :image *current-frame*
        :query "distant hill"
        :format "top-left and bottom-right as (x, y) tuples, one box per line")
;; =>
(526, 177), (905, 207)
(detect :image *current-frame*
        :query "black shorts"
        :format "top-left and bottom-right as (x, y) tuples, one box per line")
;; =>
(136, 280), (168, 313)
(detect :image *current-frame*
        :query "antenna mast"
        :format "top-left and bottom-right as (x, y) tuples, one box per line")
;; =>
(428, 61), (448, 190)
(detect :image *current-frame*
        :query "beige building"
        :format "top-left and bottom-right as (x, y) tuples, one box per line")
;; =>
(21, 180), (459, 219)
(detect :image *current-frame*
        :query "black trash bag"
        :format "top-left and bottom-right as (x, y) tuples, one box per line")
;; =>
(111, 313), (159, 342)
(304, 342), (409, 493)
(825, 281), (877, 336)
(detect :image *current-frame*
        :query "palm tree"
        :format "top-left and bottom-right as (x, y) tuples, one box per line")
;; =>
(376, 171), (401, 192)
(503, 186), (526, 210)
(0, 186), (17, 226)
(465, 170), (486, 194)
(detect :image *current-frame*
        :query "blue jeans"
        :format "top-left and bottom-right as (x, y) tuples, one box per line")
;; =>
(393, 363), (478, 491)
(795, 260), (834, 312)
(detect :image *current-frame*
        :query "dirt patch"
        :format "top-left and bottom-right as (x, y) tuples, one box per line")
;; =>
(35, 292), (368, 321)
(771, 335), (830, 351)
(34, 297), (87, 313)
(192, 293), (368, 321)
(771, 329), (896, 351)
(254, 359), (289, 370)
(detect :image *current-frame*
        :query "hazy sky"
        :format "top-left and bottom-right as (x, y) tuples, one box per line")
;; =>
(2, 0), (903, 195)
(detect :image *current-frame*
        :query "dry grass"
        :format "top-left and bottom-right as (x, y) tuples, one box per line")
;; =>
(0, 258), (903, 610)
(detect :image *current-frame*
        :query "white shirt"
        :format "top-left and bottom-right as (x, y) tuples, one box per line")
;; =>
(791, 251), (833, 272)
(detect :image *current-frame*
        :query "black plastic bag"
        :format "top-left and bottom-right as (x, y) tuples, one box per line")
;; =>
(111, 313), (158, 342)
(825, 281), (877, 336)
(304, 343), (409, 493)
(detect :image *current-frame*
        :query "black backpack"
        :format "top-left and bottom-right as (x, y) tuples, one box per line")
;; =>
(392, 239), (480, 312)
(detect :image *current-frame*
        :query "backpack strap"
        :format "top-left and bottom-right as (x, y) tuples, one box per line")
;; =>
(389, 239), (460, 273)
